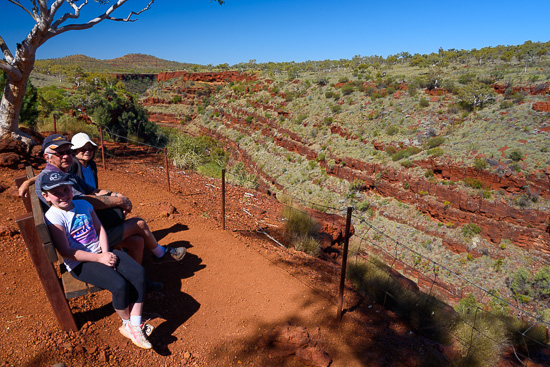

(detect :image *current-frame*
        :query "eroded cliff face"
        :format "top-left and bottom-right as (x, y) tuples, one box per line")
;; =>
(143, 72), (550, 268)
(202, 104), (550, 258)
(157, 71), (256, 83)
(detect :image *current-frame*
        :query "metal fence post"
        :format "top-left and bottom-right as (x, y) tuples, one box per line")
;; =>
(337, 207), (353, 320)
(221, 169), (226, 230)
(99, 126), (106, 170)
(164, 148), (170, 192)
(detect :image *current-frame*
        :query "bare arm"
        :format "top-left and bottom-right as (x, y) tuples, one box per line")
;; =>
(48, 223), (111, 266)
(18, 176), (36, 198)
(82, 193), (132, 213)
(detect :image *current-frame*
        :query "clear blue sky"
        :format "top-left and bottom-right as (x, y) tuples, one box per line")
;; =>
(2, 0), (550, 66)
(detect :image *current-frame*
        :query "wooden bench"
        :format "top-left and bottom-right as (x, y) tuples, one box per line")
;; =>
(15, 166), (101, 332)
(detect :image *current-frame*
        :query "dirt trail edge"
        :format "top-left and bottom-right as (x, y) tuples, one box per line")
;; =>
(0, 165), (446, 367)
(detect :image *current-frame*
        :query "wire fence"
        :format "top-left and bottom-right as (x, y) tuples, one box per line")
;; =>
(95, 126), (549, 365)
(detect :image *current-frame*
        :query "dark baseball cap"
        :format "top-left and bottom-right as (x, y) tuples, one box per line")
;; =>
(41, 171), (74, 191)
(42, 134), (72, 151)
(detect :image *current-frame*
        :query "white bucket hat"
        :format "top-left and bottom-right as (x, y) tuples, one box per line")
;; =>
(71, 132), (97, 150)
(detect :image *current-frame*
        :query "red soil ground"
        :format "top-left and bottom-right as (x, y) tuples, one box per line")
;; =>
(0, 155), (449, 366)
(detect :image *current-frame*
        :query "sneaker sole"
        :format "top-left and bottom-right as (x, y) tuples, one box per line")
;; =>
(119, 324), (154, 339)
(152, 247), (187, 264)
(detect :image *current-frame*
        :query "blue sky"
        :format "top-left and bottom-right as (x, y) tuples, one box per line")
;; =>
(2, 0), (550, 66)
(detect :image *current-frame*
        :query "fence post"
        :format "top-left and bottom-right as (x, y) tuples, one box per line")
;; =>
(337, 207), (353, 321)
(221, 169), (226, 230)
(99, 126), (106, 170)
(53, 114), (57, 134)
(164, 148), (170, 192)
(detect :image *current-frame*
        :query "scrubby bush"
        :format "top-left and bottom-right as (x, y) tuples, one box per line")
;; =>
(464, 177), (484, 189)
(508, 150), (523, 161)
(426, 136), (445, 148)
(341, 84), (355, 96)
(331, 104), (342, 114)
(386, 126), (399, 136)
(474, 157), (488, 170)
(462, 223), (482, 238)
(510, 267), (532, 302)
(428, 147), (444, 157)
(419, 97), (430, 107)
(392, 147), (421, 161)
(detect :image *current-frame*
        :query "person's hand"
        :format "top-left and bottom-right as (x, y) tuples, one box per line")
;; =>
(18, 179), (31, 198)
(18, 184), (28, 198)
(98, 252), (118, 269)
(118, 195), (132, 213)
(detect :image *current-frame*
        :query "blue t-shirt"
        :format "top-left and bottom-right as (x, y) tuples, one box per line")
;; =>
(82, 165), (97, 189)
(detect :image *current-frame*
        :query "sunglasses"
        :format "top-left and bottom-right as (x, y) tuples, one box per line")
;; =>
(75, 146), (95, 152)
(49, 149), (73, 157)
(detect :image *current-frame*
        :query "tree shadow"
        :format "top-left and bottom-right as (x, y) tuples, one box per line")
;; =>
(152, 223), (189, 242)
(142, 246), (205, 355)
(72, 296), (115, 326)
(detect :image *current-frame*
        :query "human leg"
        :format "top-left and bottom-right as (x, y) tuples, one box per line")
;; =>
(122, 218), (186, 263)
(107, 225), (144, 264)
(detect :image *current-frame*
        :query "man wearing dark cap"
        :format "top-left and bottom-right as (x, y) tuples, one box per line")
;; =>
(20, 134), (187, 291)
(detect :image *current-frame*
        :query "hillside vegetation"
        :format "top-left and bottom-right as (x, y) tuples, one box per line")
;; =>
(137, 41), (550, 323)
(12, 40), (550, 365)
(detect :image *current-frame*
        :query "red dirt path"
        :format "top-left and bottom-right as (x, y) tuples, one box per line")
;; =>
(0, 160), (446, 366)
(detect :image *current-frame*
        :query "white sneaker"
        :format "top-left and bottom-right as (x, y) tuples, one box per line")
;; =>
(119, 323), (152, 349)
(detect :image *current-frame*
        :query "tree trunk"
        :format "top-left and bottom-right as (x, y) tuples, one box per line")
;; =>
(0, 28), (40, 146)
(0, 71), (32, 143)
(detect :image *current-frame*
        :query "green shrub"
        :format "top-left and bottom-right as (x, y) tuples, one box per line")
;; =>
(499, 101), (513, 109)
(356, 200), (370, 212)
(349, 179), (364, 192)
(391, 147), (421, 161)
(462, 223), (482, 238)
(510, 267), (532, 301)
(293, 235), (321, 257)
(386, 126), (399, 136)
(508, 150), (523, 162)
(474, 157), (488, 170)
(330, 104), (342, 114)
(419, 97), (430, 107)
(428, 147), (444, 157)
(533, 266), (550, 299)
(426, 136), (445, 149)
(295, 113), (308, 124)
(341, 84), (355, 96)
(282, 205), (320, 239)
(464, 177), (484, 189)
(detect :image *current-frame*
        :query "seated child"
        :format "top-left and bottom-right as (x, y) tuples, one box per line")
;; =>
(41, 171), (152, 349)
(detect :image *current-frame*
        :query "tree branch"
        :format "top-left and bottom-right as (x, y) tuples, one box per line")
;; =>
(0, 60), (23, 81)
(44, 0), (155, 43)
(7, 0), (38, 21)
(51, 0), (89, 29)
(0, 35), (15, 64)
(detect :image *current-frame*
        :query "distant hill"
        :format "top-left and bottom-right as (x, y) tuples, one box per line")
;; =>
(34, 53), (194, 74)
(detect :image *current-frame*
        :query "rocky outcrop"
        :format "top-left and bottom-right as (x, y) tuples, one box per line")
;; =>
(156, 71), (256, 83)
(532, 101), (550, 112)
(202, 107), (550, 258)
(493, 83), (550, 95)
(148, 112), (182, 124)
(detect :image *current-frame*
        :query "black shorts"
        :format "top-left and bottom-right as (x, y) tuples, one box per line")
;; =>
(106, 223), (124, 250)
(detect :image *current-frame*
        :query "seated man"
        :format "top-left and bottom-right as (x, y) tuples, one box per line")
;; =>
(21, 134), (186, 290)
